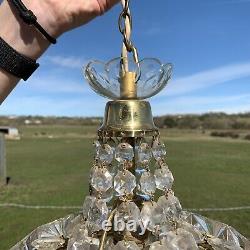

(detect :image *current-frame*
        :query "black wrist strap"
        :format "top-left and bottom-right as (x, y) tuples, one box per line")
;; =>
(9, 0), (57, 44)
(0, 37), (39, 81)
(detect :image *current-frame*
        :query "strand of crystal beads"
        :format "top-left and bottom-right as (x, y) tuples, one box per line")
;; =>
(82, 140), (114, 237)
(114, 142), (136, 196)
(136, 142), (156, 200)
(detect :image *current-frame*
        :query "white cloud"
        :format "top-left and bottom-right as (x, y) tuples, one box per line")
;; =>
(165, 94), (250, 106)
(152, 94), (250, 115)
(25, 54), (93, 94)
(42, 55), (86, 69)
(160, 62), (250, 97)
(28, 74), (92, 95)
(0, 96), (106, 116)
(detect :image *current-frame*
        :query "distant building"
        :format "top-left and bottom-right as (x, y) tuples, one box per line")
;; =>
(24, 119), (31, 125)
(34, 120), (42, 125)
(24, 119), (42, 125)
(0, 127), (20, 140)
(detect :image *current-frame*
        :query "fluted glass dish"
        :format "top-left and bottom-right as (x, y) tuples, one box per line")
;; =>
(84, 58), (173, 100)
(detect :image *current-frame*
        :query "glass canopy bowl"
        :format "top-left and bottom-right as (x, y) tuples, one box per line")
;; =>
(84, 57), (172, 100)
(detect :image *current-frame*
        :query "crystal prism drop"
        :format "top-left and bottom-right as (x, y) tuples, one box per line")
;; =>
(152, 140), (166, 161)
(91, 188), (114, 203)
(164, 228), (199, 250)
(96, 143), (114, 164)
(217, 226), (242, 247)
(137, 143), (152, 164)
(176, 221), (203, 243)
(104, 237), (115, 250)
(208, 220), (229, 238)
(157, 224), (175, 240)
(113, 240), (141, 250)
(31, 238), (65, 250)
(139, 171), (156, 195)
(67, 228), (89, 247)
(109, 163), (118, 177)
(93, 140), (101, 149)
(157, 194), (182, 219)
(154, 166), (174, 191)
(135, 164), (147, 175)
(144, 234), (159, 249)
(115, 143), (134, 162)
(91, 168), (113, 192)
(149, 241), (167, 250)
(185, 213), (213, 235)
(87, 199), (109, 231)
(67, 236), (100, 250)
(89, 165), (98, 181)
(141, 201), (167, 232)
(207, 237), (243, 250)
(114, 201), (141, 227)
(64, 214), (88, 239)
(114, 170), (136, 195)
(82, 196), (96, 219)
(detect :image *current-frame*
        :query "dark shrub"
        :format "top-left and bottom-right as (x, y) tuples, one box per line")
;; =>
(245, 134), (250, 140)
(210, 131), (239, 139)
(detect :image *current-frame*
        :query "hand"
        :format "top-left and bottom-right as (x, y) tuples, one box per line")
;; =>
(0, 0), (119, 59)
(22, 0), (120, 37)
(0, 0), (119, 103)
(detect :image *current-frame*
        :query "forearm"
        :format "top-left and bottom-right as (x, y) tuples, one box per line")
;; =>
(0, 0), (51, 104)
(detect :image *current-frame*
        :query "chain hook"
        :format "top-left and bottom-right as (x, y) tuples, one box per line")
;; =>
(118, 0), (140, 81)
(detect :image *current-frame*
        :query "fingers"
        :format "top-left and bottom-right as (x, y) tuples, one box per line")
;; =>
(107, 0), (120, 10)
(96, 0), (120, 15)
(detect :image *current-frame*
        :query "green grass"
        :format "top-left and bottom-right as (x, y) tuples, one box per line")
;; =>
(0, 125), (249, 249)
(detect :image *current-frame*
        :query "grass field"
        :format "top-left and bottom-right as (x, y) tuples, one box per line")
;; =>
(0, 125), (249, 249)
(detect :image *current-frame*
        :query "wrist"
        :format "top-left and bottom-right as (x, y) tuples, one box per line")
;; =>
(0, 0), (52, 60)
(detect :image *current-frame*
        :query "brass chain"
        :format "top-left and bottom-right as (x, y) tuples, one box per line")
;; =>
(119, 0), (139, 73)
(119, 0), (133, 52)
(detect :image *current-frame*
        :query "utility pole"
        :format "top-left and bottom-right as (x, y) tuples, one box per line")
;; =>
(0, 133), (6, 186)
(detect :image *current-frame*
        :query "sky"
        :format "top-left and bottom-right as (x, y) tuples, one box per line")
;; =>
(1, 0), (250, 117)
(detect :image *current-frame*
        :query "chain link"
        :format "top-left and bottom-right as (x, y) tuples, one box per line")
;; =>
(118, 10), (133, 52)
(118, 0), (140, 74)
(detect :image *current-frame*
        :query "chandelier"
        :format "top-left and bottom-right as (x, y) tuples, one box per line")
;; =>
(12, 1), (250, 249)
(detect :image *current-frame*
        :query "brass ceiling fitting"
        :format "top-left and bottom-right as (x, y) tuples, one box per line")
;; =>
(99, 100), (158, 138)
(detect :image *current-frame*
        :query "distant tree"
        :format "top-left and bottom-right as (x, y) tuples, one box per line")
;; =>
(164, 117), (177, 128)
(177, 116), (201, 129)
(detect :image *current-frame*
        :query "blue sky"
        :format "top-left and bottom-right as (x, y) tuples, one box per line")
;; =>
(1, 0), (250, 117)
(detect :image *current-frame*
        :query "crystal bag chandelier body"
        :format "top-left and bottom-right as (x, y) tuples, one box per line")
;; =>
(12, 1), (250, 249)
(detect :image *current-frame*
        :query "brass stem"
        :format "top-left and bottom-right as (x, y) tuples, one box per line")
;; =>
(99, 208), (117, 250)
(120, 72), (137, 99)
